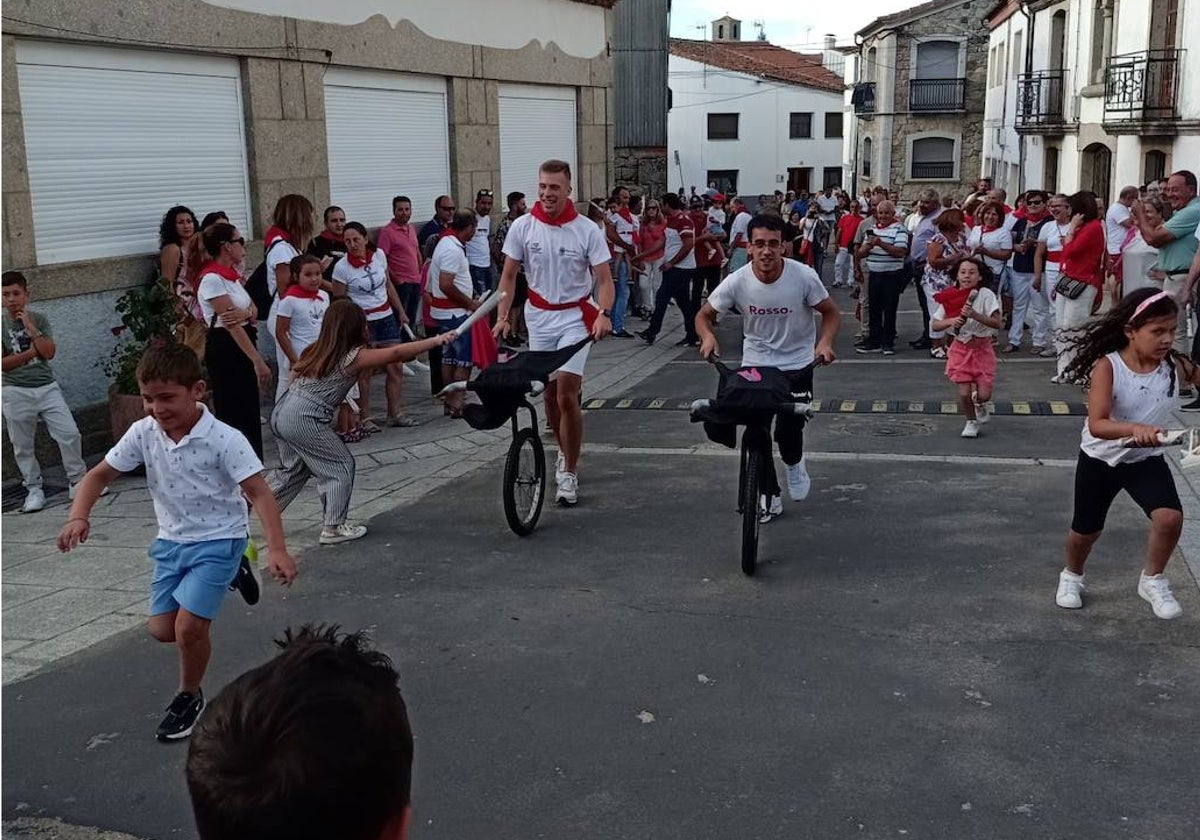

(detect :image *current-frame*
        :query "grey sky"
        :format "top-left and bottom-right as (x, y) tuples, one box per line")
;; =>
(668, 0), (930, 50)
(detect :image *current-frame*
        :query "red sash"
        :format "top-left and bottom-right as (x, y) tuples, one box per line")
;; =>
(526, 287), (599, 332)
(429, 297), (462, 310)
(366, 301), (392, 316)
(1045, 250), (1063, 262)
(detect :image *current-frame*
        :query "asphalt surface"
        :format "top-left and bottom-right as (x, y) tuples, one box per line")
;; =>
(5, 284), (1200, 839)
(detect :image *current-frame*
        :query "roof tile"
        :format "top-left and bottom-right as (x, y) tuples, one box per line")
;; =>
(669, 38), (843, 93)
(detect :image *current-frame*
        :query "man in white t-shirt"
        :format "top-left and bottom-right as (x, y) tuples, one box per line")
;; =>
(696, 213), (840, 521)
(727, 199), (753, 273)
(428, 211), (480, 413)
(496, 160), (614, 506)
(1105, 185), (1138, 279)
(466, 189), (495, 295)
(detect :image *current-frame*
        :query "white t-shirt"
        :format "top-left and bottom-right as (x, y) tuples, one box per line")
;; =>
(274, 290), (330, 357)
(198, 271), (252, 329)
(465, 213), (492, 268)
(932, 286), (1001, 343)
(502, 212), (610, 304)
(1037, 221), (1068, 269)
(662, 212), (697, 270)
(706, 208), (726, 231)
(265, 239), (299, 296)
(609, 209), (640, 252)
(1104, 202), (1133, 255)
(332, 249), (391, 321)
(967, 226), (1014, 276)
(428, 235), (473, 319)
(817, 194), (838, 216)
(105, 405), (262, 542)
(729, 211), (752, 248)
(705, 259), (829, 370)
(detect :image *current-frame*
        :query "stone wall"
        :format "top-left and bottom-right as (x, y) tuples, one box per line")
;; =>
(614, 146), (668, 199)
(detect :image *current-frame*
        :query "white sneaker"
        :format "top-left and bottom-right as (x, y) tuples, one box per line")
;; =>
(1056, 569), (1084, 609)
(408, 359), (430, 373)
(555, 452), (568, 486)
(974, 401), (990, 425)
(759, 494), (783, 524)
(785, 459), (811, 501)
(556, 472), (578, 506)
(961, 420), (980, 438)
(319, 523), (368, 545)
(68, 482), (109, 500)
(1138, 572), (1182, 619)
(20, 488), (45, 513)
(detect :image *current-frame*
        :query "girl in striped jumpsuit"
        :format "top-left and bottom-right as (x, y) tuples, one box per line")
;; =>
(268, 299), (454, 545)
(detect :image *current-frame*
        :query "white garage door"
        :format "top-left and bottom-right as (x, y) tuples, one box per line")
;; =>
(324, 68), (450, 228)
(499, 85), (578, 206)
(16, 41), (252, 265)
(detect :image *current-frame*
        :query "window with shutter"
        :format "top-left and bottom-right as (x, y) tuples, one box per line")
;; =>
(499, 85), (577, 205)
(788, 112), (813, 139)
(707, 113), (739, 140)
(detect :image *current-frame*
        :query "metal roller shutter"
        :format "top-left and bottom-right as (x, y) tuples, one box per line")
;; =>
(498, 85), (578, 206)
(324, 68), (450, 228)
(15, 41), (251, 265)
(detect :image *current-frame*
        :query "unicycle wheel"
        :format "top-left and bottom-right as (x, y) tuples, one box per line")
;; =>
(503, 427), (546, 536)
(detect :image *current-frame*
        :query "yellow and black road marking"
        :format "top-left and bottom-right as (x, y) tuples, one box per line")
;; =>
(583, 398), (1088, 416)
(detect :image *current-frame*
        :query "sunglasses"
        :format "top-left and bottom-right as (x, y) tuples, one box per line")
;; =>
(478, 190), (493, 197)
(439, 205), (456, 212)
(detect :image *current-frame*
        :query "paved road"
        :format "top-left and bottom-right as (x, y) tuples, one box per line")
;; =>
(5, 287), (1200, 839)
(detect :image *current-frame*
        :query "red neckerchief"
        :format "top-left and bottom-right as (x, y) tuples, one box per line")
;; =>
(617, 206), (635, 224)
(317, 230), (343, 244)
(439, 227), (458, 240)
(347, 247), (376, 269)
(933, 286), (971, 318)
(198, 261), (240, 282)
(530, 200), (580, 226)
(284, 285), (323, 300)
(1024, 210), (1049, 225)
(264, 225), (292, 249)
(981, 223), (1000, 234)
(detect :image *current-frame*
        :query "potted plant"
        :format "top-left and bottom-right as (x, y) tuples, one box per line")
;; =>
(101, 281), (180, 440)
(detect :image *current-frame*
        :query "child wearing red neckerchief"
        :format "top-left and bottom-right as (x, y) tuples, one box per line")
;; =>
(931, 257), (1003, 439)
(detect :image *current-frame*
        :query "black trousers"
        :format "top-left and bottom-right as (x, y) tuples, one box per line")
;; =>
(911, 261), (931, 330)
(205, 326), (264, 458)
(760, 367), (815, 498)
(692, 265), (722, 314)
(868, 268), (907, 349)
(647, 267), (698, 342)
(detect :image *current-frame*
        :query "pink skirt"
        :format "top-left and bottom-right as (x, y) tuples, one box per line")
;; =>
(945, 337), (996, 388)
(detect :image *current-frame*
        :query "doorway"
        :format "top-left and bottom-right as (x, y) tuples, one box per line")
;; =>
(1080, 143), (1112, 204)
(787, 167), (812, 194)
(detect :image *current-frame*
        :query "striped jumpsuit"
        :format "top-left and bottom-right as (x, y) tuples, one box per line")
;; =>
(268, 349), (360, 527)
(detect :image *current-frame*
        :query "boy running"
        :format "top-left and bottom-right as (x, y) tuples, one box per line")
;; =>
(58, 343), (297, 741)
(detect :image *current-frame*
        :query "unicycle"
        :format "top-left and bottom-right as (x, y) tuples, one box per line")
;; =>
(502, 405), (546, 536)
(737, 429), (769, 575)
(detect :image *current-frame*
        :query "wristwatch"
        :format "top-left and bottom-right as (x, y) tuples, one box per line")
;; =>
(599, 308), (612, 317)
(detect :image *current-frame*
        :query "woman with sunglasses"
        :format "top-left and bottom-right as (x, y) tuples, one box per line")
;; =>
(197, 223), (271, 457)
(632, 199), (667, 319)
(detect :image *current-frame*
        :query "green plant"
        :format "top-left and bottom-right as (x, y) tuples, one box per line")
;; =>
(101, 281), (179, 395)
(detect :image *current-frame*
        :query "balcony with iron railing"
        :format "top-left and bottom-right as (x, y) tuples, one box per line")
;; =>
(852, 82), (876, 115)
(1016, 69), (1071, 134)
(909, 78), (966, 113)
(910, 161), (955, 180)
(1103, 48), (1186, 134)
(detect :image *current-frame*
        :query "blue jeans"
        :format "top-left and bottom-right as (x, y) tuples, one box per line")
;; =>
(611, 258), (630, 334)
(469, 264), (494, 296)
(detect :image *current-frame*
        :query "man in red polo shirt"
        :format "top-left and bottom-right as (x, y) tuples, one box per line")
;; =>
(495, 160), (614, 506)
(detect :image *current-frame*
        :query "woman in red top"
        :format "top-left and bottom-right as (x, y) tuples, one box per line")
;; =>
(833, 201), (863, 287)
(1053, 191), (1107, 383)
(633, 199), (667, 319)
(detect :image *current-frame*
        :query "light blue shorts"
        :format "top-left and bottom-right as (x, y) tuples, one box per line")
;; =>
(149, 538), (247, 620)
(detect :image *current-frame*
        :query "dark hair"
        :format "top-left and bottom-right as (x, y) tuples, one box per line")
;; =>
(342, 221), (369, 240)
(202, 223), (238, 258)
(323, 205), (344, 222)
(289, 253), (323, 279)
(1064, 287), (1186, 391)
(539, 159), (572, 180)
(159, 206), (197, 249)
(199, 211), (228, 230)
(1024, 190), (1049, 204)
(1, 270), (28, 290)
(506, 191), (525, 210)
(186, 624), (413, 840)
(450, 209), (477, 233)
(1067, 191), (1100, 221)
(391, 196), (410, 209)
(952, 255), (996, 290)
(975, 201), (1006, 225)
(746, 213), (785, 241)
(662, 193), (683, 211)
(936, 208), (966, 233)
(136, 342), (203, 388)
(1171, 170), (1198, 193)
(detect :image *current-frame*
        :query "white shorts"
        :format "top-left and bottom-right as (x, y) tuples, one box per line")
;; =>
(526, 305), (591, 377)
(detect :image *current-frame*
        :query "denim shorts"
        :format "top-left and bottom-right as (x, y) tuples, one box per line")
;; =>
(367, 313), (401, 345)
(433, 314), (472, 368)
(149, 537), (247, 620)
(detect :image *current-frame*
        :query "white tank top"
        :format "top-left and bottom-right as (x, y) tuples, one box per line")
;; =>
(1080, 351), (1174, 465)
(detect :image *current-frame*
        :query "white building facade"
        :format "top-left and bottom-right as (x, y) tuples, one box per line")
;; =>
(668, 48), (845, 197)
(986, 0), (1199, 200)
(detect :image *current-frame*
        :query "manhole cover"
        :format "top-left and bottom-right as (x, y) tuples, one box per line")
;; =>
(826, 419), (934, 438)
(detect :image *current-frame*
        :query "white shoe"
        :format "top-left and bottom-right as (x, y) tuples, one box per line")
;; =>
(556, 472), (578, 506)
(785, 459), (811, 501)
(555, 452), (568, 486)
(974, 401), (990, 425)
(961, 420), (980, 438)
(320, 523), (368, 545)
(759, 494), (783, 524)
(68, 482), (109, 500)
(20, 488), (45, 513)
(1056, 569), (1084, 609)
(1138, 572), (1182, 619)
(408, 359), (430, 373)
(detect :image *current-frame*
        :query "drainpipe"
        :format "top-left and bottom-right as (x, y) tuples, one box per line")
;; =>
(1018, 1), (1033, 193)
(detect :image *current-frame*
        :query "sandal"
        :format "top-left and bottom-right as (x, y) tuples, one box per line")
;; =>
(929, 346), (947, 360)
(339, 426), (368, 443)
(359, 419), (382, 434)
(388, 415), (419, 428)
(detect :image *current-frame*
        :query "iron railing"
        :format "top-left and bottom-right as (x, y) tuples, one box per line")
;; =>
(1016, 69), (1067, 126)
(911, 161), (955, 179)
(852, 82), (876, 114)
(909, 78), (966, 112)
(1104, 49), (1182, 121)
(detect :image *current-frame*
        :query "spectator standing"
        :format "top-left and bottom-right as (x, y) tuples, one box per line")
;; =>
(727, 198), (753, 273)
(816, 186), (839, 246)
(1105, 185), (1139, 288)
(466, 189), (495, 295)
(1032, 194), (1071, 357)
(427, 211), (479, 416)
(197, 223), (271, 458)
(492, 191), (528, 343)
(851, 194), (882, 347)
(1120, 197), (1167, 295)
(607, 186), (640, 337)
(418, 195), (455, 254)
(639, 192), (700, 347)
(272, 255), (330, 400)
(908, 189), (943, 350)
(921, 209), (968, 358)
(159, 206), (200, 321)
(689, 199), (724, 318)
(2, 271), (91, 512)
(1006, 190), (1051, 353)
(833, 199), (862, 288)
(332, 222), (414, 429)
(966, 202), (1014, 280)
(855, 200), (911, 355)
(305, 205), (347, 284)
(375, 196), (423, 326)
(260, 195), (316, 369)
(633, 198), (667, 318)
(1052, 191), (1107, 383)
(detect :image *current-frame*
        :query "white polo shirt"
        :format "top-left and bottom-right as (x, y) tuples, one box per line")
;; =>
(105, 405), (262, 543)
(502, 212), (610, 304)
(729, 211), (752, 248)
(428, 235), (473, 319)
(465, 213), (492, 268)
(1104, 202), (1132, 255)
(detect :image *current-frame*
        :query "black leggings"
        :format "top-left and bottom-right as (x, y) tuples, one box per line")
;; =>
(205, 326), (264, 458)
(1070, 452), (1180, 534)
(760, 368), (815, 497)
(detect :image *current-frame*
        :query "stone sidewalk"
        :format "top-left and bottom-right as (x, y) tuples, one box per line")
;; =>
(1, 313), (692, 684)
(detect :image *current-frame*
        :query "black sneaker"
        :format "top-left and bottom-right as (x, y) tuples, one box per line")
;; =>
(611, 330), (635, 339)
(229, 550), (260, 606)
(855, 345), (883, 355)
(1180, 396), (1200, 412)
(909, 337), (932, 350)
(882, 346), (896, 356)
(636, 330), (655, 345)
(156, 689), (204, 742)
